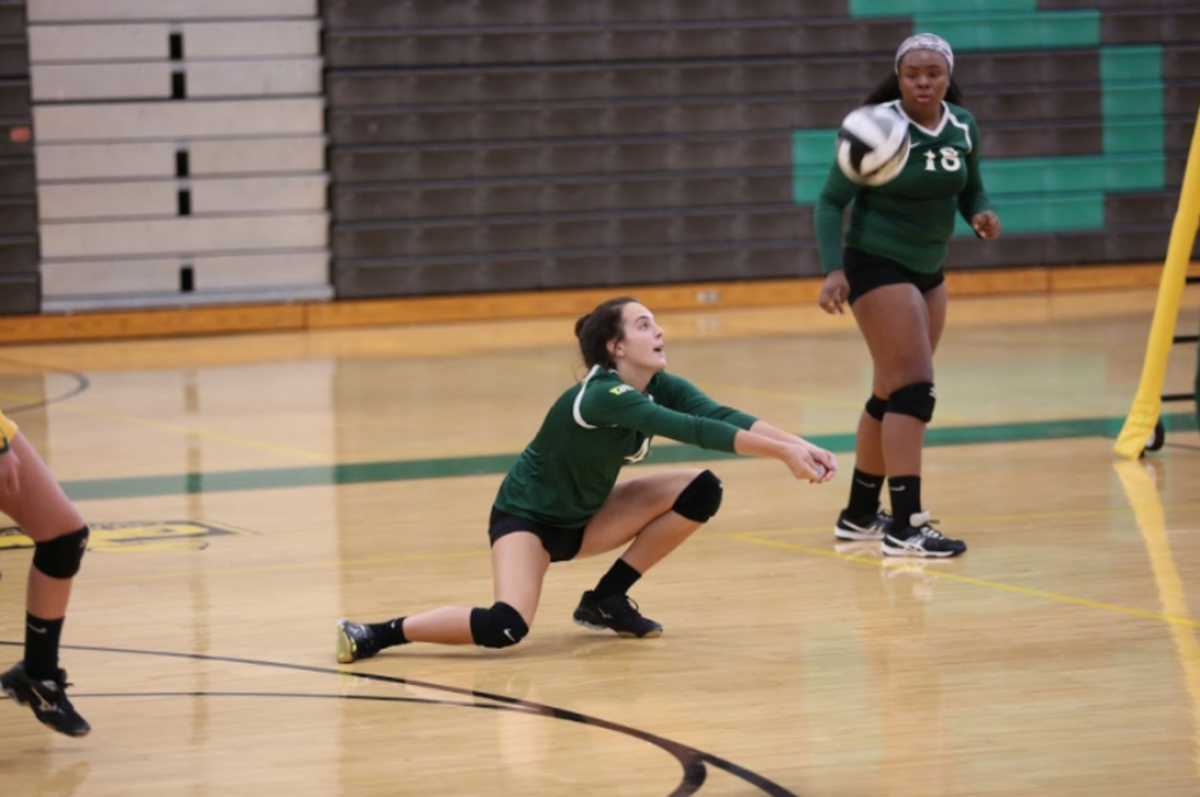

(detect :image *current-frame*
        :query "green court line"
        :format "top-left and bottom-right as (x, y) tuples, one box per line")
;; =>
(57, 412), (1197, 502)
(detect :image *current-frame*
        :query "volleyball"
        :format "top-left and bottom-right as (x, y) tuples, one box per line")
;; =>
(836, 104), (911, 187)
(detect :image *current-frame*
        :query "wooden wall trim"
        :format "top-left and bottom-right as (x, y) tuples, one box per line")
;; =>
(0, 262), (1192, 345)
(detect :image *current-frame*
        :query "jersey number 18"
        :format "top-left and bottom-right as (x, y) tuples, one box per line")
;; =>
(923, 147), (962, 172)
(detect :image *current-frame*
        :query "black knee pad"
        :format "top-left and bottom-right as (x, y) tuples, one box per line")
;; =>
(33, 526), (89, 579)
(470, 601), (529, 649)
(671, 469), (723, 523)
(887, 382), (936, 423)
(864, 394), (889, 422)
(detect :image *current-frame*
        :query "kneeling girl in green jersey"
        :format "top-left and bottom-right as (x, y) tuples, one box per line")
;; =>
(336, 296), (837, 659)
(816, 33), (1002, 559)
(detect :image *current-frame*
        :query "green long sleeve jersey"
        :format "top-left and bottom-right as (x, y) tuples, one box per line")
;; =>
(493, 366), (759, 527)
(815, 100), (993, 274)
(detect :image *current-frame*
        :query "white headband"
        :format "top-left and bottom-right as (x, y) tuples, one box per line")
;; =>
(895, 33), (954, 74)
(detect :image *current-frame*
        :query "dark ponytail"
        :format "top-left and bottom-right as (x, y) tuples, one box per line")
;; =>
(575, 296), (637, 370)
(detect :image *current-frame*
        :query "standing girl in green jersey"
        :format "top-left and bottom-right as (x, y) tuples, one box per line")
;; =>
(815, 33), (1001, 558)
(336, 297), (838, 660)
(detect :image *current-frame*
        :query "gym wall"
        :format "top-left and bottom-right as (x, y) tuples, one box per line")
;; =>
(0, 0), (36, 315)
(4, 0), (1199, 314)
(327, 0), (1200, 299)
(24, 0), (330, 314)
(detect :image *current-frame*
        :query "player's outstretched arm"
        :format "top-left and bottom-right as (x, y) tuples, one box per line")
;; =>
(743, 421), (838, 481)
(732, 430), (830, 483)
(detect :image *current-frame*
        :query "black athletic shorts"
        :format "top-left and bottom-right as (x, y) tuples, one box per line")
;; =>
(843, 248), (945, 305)
(488, 507), (586, 563)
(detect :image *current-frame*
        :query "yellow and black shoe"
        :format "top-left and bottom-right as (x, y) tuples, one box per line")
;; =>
(335, 619), (381, 664)
(1, 661), (91, 737)
(572, 591), (663, 639)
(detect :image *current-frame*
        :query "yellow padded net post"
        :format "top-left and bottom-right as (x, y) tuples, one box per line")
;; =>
(1114, 106), (1200, 459)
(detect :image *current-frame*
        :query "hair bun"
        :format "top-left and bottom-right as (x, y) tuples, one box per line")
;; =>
(574, 313), (591, 339)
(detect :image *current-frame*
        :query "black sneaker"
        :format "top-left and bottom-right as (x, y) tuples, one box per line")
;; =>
(573, 591), (663, 638)
(834, 506), (893, 541)
(335, 619), (381, 663)
(882, 511), (966, 558)
(1, 661), (91, 737)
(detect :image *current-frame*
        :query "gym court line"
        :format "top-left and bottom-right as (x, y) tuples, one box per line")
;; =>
(3, 410), (1192, 640)
(3, 500), (1198, 644)
(55, 411), (1198, 502)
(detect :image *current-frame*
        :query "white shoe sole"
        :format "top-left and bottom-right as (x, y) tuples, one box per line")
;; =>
(881, 540), (963, 558)
(834, 524), (885, 541)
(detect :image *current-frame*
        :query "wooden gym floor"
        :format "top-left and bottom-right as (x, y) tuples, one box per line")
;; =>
(0, 286), (1198, 796)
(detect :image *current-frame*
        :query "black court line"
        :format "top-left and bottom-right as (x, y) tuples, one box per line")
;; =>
(0, 641), (799, 797)
(0, 358), (91, 415)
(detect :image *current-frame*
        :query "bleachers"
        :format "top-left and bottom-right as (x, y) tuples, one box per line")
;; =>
(1099, 7), (1200, 43)
(28, 0), (331, 312)
(0, 0), (36, 315)
(332, 134), (791, 183)
(0, 1), (1189, 309)
(323, 1), (846, 27)
(325, 0), (1200, 300)
(324, 22), (912, 68)
(324, 1), (912, 297)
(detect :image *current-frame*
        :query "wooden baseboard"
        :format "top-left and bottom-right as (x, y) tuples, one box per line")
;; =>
(0, 302), (307, 345)
(306, 279), (825, 329)
(0, 262), (1193, 345)
(947, 262), (1181, 295)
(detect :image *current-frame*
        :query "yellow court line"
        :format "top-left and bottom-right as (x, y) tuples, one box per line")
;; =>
(731, 533), (1200, 630)
(0, 388), (331, 464)
(0, 549), (490, 589)
(1113, 459), (1200, 778)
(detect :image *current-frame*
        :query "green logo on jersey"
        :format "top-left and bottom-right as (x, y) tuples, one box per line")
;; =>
(610, 385), (635, 396)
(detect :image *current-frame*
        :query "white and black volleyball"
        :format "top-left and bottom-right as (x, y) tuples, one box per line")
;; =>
(836, 104), (911, 187)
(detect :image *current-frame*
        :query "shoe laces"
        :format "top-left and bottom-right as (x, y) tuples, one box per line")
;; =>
(39, 671), (71, 692)
(908, 510), (942, 535)
(605, 594), (642, 618)
(906, 514), (962, 547)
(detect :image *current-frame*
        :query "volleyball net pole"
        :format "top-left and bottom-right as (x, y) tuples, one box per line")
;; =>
(1113, 105), (1200, 459)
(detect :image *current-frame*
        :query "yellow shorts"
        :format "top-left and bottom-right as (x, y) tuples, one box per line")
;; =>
(0, 410), (18, 447)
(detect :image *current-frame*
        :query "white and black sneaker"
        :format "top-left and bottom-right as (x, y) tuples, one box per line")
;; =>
(834, 507), (893, 541)
(882, 511), (966, 558)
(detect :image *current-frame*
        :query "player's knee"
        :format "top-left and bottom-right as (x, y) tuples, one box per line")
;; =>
(470, 601), (529, 649)
(671, 469), (724, 523)
(32, 526), (89, 580)
(887, 382), (936, 423)
(864, 394), (889, 422)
